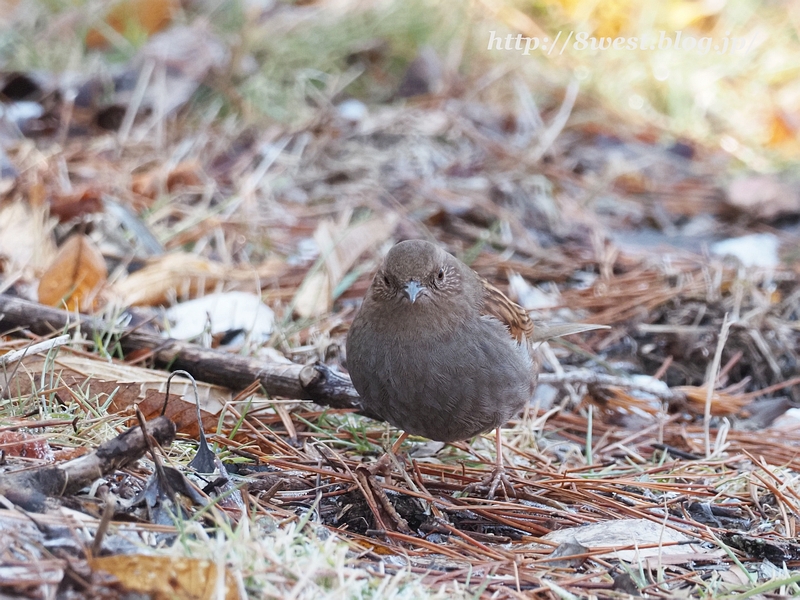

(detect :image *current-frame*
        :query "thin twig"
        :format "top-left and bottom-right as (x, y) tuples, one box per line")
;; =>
(705, 314), (731, 457)
(537, 371), (684, 403)
(0, 335), (71, 366)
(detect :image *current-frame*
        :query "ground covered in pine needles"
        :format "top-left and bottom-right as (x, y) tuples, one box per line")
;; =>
(1, 0), (800, 598)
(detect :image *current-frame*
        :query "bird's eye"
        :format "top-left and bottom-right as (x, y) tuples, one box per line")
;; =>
(383, 274), (391, 286)
(437, 268), (445, 280)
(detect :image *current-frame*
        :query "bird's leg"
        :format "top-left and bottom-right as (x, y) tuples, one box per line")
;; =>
(465, 428), (515, 499)
(368, 431), (409, 478)
(384, 431), (410, 484)
(488, 427), (514, 498)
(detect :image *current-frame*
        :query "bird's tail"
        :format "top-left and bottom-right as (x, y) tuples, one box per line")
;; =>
(530, 323), (609, 343)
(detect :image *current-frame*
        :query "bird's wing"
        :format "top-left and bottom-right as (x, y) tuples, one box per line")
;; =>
(480, 278), (610, 344)
(480, 279), (534, 344)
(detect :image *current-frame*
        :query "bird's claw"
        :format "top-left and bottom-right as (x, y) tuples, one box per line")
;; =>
(366, 453), (394, 477)
(464, 467), (516, 500)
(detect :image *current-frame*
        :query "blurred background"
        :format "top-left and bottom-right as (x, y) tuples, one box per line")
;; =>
(2, 2), (800, 597)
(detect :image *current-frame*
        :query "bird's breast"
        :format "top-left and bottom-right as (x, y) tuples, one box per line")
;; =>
(348, 313), (536, 442)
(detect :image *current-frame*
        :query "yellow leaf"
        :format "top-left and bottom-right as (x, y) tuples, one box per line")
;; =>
(767, 111), (800, 150)
(85, 0), (179, 49)
(37, 235), (107, 312)
(90, 554), (237, 600)
(293, 215), (397, 319)
(113, 253), (224, 307)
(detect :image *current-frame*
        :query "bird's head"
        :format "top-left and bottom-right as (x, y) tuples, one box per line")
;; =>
(371, 240), (463, 306)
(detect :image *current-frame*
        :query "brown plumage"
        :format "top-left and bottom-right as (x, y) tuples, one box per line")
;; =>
(480, 278), (535, 343)
(346, 239), (538, 444)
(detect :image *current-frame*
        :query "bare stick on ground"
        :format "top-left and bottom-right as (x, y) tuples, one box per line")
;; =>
(0, 416), (176, 512)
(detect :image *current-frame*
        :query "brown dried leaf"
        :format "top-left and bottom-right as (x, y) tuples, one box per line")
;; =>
(132, 159), (204, 202)
(612, 172), (651, 195)
(37, 234), (107, 311)
(113, 253), (226, 306)
(90, 554), (237, 600)
(2, 356), (223, 437)
(51, 446), (90, 461)
(113, 388), (216, 437)
(294, 215), (397, 319)
(166, 160), (204, 191)
(84, 0), (179, 49)
(49, 187), (104, 222)
(677, 385), (751, 416)
(767, 111), (800, 150)
(0, 431), (54, 460)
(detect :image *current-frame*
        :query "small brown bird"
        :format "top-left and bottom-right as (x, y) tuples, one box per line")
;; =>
(346, 240), (541, 496)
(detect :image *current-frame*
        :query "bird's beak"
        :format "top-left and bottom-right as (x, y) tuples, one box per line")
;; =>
(403, 280), (424, 303)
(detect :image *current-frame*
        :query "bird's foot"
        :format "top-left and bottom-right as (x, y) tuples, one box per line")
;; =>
(464, 466), (516, 500)
(366, 452), (394, 477)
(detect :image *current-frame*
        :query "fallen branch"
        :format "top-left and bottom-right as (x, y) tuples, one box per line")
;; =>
(0, 416), (176, 512)
(0, 295), (364, 412)
(0, 296), (686, 415)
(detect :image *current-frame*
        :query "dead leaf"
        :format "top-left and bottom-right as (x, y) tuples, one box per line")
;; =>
(677, 385), (751, 416)
(85, 0), (180, 49)
(2, 355), (226, 437)
(294, 215), (397, 319)
(112, 388), (217, 437)
(113, 253), (226, 306)
(0, 201), (56, 273)
(52, 446), (90, 461)
(0, 431), (54, 460)
(37, 234), (107, 311)
(132, 160), (205, 202)
(541, 518), (723, 566)
(767, 110), (800, 150)
(113, 253), (288, 307)
(49, 187), (105, 222)
(90, 554), (237, 600)
(166, 160), (204, 190)
(613, 172), (650, 195)
(165, 291), (274, 342)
